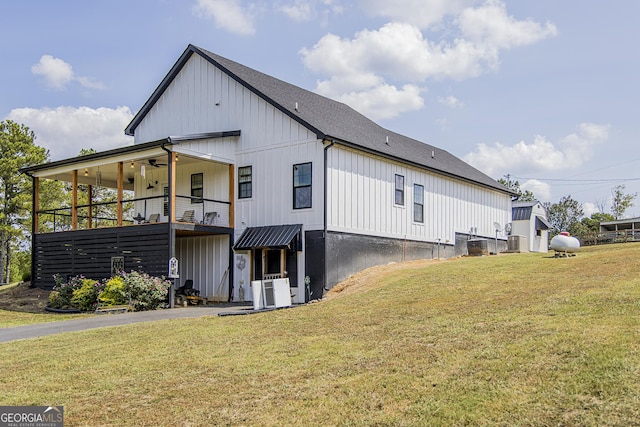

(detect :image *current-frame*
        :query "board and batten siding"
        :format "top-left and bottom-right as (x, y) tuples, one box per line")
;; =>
(133, 54), (316, 153)
(234, 139), (324, 231)
(175, 235), (230, 301)
(327, 145), (511, 243)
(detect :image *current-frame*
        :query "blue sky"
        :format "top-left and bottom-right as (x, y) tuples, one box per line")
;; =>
(2, 0), (639, 216)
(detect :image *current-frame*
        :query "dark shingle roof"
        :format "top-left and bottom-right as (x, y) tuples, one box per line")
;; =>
(126, 44), (511, 194)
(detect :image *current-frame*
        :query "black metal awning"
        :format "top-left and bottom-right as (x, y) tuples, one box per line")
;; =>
(535, 216), (553, 230)
(233, 224), (303, 251)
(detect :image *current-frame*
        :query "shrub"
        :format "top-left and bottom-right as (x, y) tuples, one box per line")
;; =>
(49, 271), (171, 312)
(122, 270), (171, 311)
(99, 276), (128, 306)
(70, 279), (102, 312)
(48, 275), (86, 309)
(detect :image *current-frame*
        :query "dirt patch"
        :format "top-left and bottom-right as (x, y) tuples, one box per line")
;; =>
(0, 282), (52, 313)
(323, 258), (446, 300)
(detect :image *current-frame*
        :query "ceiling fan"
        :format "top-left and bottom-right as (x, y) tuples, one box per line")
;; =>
(148, 159), (167, 168)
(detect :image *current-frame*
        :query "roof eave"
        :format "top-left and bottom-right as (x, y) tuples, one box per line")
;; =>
(21, 139), (172, 175)
(324, 136), (512, 195)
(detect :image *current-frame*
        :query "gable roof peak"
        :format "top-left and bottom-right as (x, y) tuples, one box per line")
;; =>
(126, 44), (510, 194)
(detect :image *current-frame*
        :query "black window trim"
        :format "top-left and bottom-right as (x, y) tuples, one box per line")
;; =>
(238, 165), (253, 199)
(293, 162), (312, 210)
(191, 172), (203, 204)
(413, 183), (424, 223)
(394, 173), (405, 206)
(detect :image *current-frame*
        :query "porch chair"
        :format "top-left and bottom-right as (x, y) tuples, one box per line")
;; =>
(203, 211), (218, 225)
(178, 210), (195, 223)
(143, 213), (160, 223)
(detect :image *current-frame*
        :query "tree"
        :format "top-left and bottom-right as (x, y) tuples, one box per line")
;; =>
(0, 120), (49, 284)
(580, 212), (615, 233)
(610, 184), (636, 220)
(498, 175), (536, 202)
(544, 195), (584, 236)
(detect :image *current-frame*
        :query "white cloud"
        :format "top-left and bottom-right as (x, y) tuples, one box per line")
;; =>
(279, 0), (314, 21)
(437, 95), (464, 108)
(582, 202), (599, 218)
(301, 0), (556, 120)
(521, 179), (551, 201)
(463, 123), (610, 177)
(363, 0), (477, 30)
(31, 55), (105, 91)
(333, 84), (424, 120)
(6, 106), (134, 161)
(278, 0), (344, 22)
(193, 0), (256, 35)
(457, 0), (557, 49)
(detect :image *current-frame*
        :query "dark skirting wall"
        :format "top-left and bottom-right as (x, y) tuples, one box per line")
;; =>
(304, 230), (325, 301)
(306, 231), (455, 295)
(32, 224), (170, 289)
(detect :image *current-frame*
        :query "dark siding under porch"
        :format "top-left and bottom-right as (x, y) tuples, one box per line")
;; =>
(32, 224), (170, 289)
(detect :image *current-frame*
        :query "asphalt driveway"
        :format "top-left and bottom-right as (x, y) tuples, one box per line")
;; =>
(0, 303), (254, 343)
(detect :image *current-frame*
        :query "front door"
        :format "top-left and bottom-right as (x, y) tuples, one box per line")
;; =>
(252, 248), (297, 285)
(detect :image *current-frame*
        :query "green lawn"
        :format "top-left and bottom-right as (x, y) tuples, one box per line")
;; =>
(1, 244), (639, 426)
(0, 310), (90, 328)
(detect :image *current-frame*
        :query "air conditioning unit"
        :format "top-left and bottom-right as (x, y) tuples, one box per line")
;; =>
(507, 235), (529, 253)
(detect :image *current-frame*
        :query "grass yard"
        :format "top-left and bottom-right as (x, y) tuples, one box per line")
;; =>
(1, 244), (639, 426)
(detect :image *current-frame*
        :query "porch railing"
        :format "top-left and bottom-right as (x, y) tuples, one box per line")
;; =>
(37, 195), (231, 233)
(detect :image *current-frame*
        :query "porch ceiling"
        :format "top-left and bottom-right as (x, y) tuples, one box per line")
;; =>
(27, 148), (207, 189)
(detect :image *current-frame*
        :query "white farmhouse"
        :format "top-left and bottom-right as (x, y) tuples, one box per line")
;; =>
(24, 45), (513, 303)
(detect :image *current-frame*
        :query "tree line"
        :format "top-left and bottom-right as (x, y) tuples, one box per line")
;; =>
(0, 120), (119, 285)
(499, 176), (637, 238)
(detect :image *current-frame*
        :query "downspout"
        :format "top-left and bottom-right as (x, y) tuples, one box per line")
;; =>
(323, 139), (335, 295)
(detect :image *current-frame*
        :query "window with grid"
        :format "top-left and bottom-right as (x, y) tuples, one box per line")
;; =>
(395, 174), (405, 206)
(163, 186), (169, 217)
(238, 166), (252, 199)
(293, 162), (312, 209)
(191, 173), (203, 203)
(414, 183), (424, 223)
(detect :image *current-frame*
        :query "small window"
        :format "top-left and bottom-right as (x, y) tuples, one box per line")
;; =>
(395, 174), (405, 206)
(163, 186), (169, 217)
(414, 184), (424, 223)
(191, 173), (203, 203)
(238, 166), (252, 199)
(293, 162), (312, 209)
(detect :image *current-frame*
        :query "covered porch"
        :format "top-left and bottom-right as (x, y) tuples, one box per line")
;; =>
(24, 136), (237, 300)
